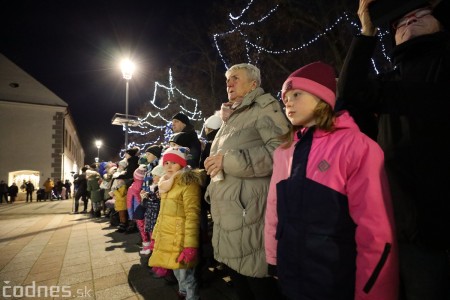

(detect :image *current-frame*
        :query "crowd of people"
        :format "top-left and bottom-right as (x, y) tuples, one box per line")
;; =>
(3, 1), (449, 299)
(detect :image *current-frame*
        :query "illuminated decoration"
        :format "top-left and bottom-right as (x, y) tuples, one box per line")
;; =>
(213, 0), (392, 74)
(121, 69), (203, 156)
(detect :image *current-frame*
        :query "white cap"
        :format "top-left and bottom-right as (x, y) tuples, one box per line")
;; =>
(204, 115), (222, 130)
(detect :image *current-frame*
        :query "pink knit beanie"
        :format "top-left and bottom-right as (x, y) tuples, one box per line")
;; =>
(281, 61), (336, 109)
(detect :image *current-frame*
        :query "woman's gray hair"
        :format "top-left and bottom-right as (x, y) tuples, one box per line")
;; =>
(226, 63), (261, 87)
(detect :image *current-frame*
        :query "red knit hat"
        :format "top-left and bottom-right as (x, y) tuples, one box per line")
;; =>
(281, 61), (336, 109)
(162, 146), (189, 168)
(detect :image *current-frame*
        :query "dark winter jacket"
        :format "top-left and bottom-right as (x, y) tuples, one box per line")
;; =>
(74, 173), (88, 194)
(338, 32), (450, 249)
(117, 155), (139, 187)
(200, 129), (219, 170)
(25, 182), (35, 192)
(181, 124), (201, 168)
(8, 184), (18, 197)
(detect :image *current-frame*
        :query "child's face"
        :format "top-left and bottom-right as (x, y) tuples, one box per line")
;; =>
(163, 161), (182, 177)
(169, 141), (179, 148)
(152, 174), (161, 184)
(145, 152), (156, 163)
(283, 89), (319, 127)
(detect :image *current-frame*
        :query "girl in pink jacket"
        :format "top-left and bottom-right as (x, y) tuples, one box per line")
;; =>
(264, 61), (398, 300)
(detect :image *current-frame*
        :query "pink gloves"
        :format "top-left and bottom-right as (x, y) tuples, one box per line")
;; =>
(177, 247), (198, 264)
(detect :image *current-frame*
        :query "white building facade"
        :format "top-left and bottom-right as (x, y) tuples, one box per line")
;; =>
(0, 53), (85, 193)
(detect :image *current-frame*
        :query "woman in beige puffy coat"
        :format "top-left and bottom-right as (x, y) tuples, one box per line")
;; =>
(204, 63), (289, 300)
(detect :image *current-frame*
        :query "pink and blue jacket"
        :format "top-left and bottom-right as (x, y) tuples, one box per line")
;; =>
(264, 111), (398, 300)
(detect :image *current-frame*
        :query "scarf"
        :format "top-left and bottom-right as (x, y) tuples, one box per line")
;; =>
(220, 99), (243, 122)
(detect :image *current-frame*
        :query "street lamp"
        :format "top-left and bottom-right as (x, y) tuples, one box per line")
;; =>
(120, 59), (135, 149)
(95, 140), (102, 162)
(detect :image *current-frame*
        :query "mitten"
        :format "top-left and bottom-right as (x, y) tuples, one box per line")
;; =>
(177, 247), (198, 264)
(152, 267), (169, 277)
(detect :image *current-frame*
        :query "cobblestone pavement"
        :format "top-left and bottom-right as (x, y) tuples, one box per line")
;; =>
(0, 199), (237, 300)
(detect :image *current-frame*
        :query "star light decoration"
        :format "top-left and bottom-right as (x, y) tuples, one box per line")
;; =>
(213, 0), (392, 74)
(122, 69), (203, 156)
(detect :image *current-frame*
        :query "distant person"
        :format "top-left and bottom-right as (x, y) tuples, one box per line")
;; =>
(197, 112), (223, 284)
(110, 159), (129, 232)
(171, 113), (201, 168)
(73, 167), (88, 213)
(54, 179), (64, 200)
(199, 113), (222, 169)
(25, 181), (35, 202)
(8, 183), (19, 203)
(116, 147), (140, 187)
(140, 165), (165, 255)
(168, 132), (201, 168)
(43, 178), (54, 201)
(64, 179), (72, 199)
(86, 169), (102, 218)
(0, 180), (8, 204)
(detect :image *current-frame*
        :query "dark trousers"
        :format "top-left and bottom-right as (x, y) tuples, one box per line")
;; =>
(226, 265), (283, 300)
(26, 191), (33, 201)
(74, 192), (88, 212)
(399, 242), (450, 300)
(0, 192), (7, 203)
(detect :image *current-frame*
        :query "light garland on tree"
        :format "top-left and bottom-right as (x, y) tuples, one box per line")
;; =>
(213, 0), (393, 74)
(120, 69), (203, 156)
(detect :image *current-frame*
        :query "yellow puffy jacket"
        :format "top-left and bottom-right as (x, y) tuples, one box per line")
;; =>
(149, 169), (203, 270)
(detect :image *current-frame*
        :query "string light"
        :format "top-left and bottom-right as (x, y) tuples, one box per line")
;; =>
(213, 0), (393, 73)
(120, 69), (203, 156)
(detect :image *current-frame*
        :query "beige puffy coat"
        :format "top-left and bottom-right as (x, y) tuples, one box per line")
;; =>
(205, 87), (290, 277)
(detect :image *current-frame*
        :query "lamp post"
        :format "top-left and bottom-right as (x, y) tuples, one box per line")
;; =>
(95, 140), (102, 162)
(120, 59), (135, 149)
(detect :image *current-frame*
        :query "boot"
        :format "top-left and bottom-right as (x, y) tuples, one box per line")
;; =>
(140, 242), (151, 255)
(117, 223), (126, 233)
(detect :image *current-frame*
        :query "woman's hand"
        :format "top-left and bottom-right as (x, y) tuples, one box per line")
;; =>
(204, 154), (224, 177)
(358, 0), (377, 36)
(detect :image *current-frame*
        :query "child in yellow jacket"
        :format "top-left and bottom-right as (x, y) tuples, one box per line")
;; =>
(148, 146), (204, 300)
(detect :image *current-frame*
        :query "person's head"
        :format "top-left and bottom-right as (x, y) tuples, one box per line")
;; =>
(151, 165), (165, 184)
(168, 132), (190, 148)
(161, 146), (189, 177)
(204, 114), (222, 135)
(145, 145), (163, 163)
(225, 63), (261, 102)
(125, 147), (139, 158)
(281, 61), (336, 130)
(81, 167), (88, 173)
(394, 6), (441, 44)
(172, 113), (190, 133)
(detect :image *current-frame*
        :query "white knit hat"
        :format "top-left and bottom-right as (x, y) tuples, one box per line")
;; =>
(151, 165), (165, 177)
(204, 114), (222, 130)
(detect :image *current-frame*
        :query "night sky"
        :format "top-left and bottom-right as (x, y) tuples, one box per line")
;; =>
(0, 0), (212, 163)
